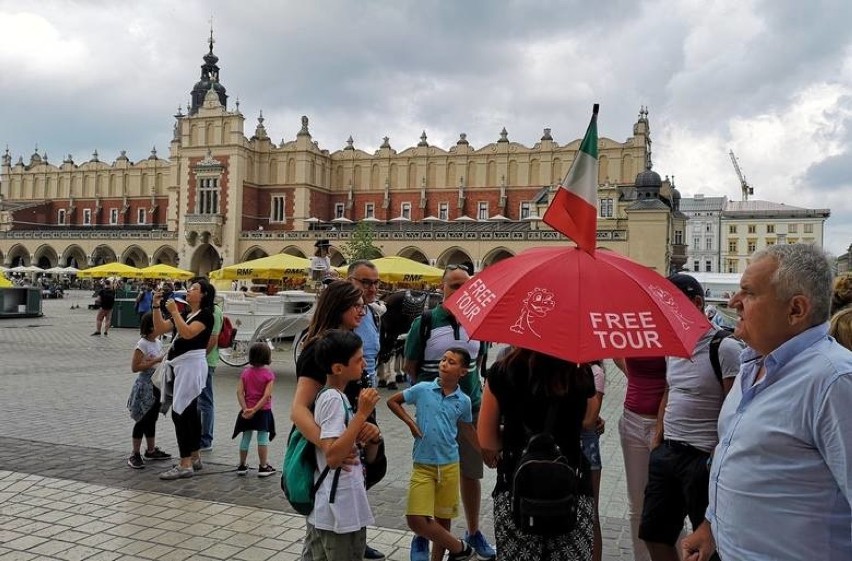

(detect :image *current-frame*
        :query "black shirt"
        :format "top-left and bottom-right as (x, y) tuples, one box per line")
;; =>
(98, 288), (116, 309)
(168, 308), (214, 360)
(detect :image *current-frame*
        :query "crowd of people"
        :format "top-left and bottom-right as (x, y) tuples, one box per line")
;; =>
(117, 244), (852, 561)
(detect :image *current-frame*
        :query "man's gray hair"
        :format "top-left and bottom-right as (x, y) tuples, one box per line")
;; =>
(751, 244), (833, 324)
(347, 259), (377, 276)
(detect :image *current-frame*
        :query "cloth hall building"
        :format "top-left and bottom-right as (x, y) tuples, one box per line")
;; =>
(0, 38), (687, 276)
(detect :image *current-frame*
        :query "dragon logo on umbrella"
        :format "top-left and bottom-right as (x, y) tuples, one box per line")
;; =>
(510, 287), (556, 338)
(648, 283), (695, 330)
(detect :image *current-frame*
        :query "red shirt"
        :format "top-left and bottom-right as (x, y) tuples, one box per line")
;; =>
(623, 357), (666, 416)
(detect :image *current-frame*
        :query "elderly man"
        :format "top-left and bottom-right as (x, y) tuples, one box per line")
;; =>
(404, 265), (496, 561)
(348, 260), (382, 389)
(683, 244), (852, 561)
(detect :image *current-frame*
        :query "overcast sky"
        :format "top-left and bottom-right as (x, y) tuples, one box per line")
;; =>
(1, 0), (850, 255)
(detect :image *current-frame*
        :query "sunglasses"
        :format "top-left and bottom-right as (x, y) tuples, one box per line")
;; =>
(351, 277), (381, 288)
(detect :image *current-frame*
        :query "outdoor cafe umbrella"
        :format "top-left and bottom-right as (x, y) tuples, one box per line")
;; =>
(444, 246), (710, 363)
(334, 256), (444, 284)
(209, 253), (310, 280)
(0, 276), (12, 288)
(140, 263), (194, 280)
(77, 262), (143, 279)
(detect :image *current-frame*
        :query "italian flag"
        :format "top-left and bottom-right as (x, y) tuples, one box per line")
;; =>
(543, 104), (599, 254)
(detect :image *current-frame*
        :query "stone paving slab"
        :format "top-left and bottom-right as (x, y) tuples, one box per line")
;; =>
(0, 292), (636, 559)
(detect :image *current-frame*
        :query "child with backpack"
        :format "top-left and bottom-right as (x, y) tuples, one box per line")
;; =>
(126, 312), (172, 468)
(301, 329), (382, 561)
(232, 342), (277, 477)
(387, 347), (479, 561)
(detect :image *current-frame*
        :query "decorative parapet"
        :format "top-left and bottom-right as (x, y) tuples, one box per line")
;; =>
(0, 229), (177, 240)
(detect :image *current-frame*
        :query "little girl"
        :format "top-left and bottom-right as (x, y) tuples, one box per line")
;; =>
(126, 312), (172, 468)
(232, 342), (277, 476)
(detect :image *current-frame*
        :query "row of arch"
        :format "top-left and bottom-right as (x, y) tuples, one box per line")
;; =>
(1, 242), (515, 275)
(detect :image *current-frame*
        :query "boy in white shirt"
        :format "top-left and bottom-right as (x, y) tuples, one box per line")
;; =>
(303, 329), (382, 561)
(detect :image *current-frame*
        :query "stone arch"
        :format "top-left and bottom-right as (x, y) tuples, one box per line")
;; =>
(33, 244), (59, 269)
(435, 246), (473, 273)
(281, 245), (307, 258)
(327, 246), (346, 267)
(6, 243), (31, 267)
(151, 245), (179, 266)
(241, 245), (269, 262)
(190, 244), (221, 276)
(120, 245), (149, 268)
(397, 246), (429, 264)
(481, 247), (515, 269)
(62, 245), (87, 268)
(91, 244), (117, 266)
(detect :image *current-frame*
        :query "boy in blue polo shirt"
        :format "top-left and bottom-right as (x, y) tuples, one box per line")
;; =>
(388, 347), (479, 561)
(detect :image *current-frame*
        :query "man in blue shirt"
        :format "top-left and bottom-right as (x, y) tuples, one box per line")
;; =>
(683, 244), (852, 561)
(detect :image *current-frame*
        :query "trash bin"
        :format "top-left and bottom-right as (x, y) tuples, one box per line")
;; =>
(112, 290), (140, 329)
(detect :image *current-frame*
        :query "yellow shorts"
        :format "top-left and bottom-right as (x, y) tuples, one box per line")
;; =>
(406, 462), (460, 520)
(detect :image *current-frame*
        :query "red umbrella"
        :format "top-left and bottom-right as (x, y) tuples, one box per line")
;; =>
(444, 246), (710, 363)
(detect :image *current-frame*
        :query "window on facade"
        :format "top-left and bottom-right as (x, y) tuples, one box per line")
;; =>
(729, 224), (737, 234)
(747, 240), (756, 253)
(365, 203), (375, 219)
(271, 195), (286, 223)
(57, 209), (66, 225)
(693, 260), (700, 271)
(766, 239), (775, 246)
(598, 198), (613, 218)
(706, 238), (713, 251)
(788, 237), (798, 245)
(477, 201), (489, 220)
(705, 224), (711, 233)
(766, 224), (775, 234)
(804, 223), (814, 233)
(334, 203), (345, 219)
(197, 177), (219, 214)
(705, 260), (712, 272)
(674, 230), (683, 244)
(109, 208), (119, 225)
(438, 202), (449, 221)
(401, 202), (412, 220)
(727, 259), (738, 274)
(788, 223), (798, 233)
(83, 209), (92, 225)
(520, 202), (531, 220)
(748, 224), (756, 234)
(693, 236), (700, 248)
(137, 208), (146, 225)
(728, 240), (738, 253)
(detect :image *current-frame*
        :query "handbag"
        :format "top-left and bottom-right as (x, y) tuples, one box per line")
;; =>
(151, 340), (174, 390)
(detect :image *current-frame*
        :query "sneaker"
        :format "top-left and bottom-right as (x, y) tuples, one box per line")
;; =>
(364, 545), (385, 560)
(159, 465), (193, 480)
(410, 536), (429, 561)
(447, 540), (474, 561)
(464, 531), (496, 560)
(377, 379), (387, 388)
(103, 331), (108, 337)
(236, 464), (248, 476)
(257, 464), (276, 477)
(387, 381), (398, 390)
(143, 447), (172, 461)
(90, 331), (100, 336)
(127, 454), (144, 469)
(192, 458), (203, 471)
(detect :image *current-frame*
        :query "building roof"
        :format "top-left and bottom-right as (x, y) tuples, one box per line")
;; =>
(679, 195), (726, 212)
(723, 199), (830, 218)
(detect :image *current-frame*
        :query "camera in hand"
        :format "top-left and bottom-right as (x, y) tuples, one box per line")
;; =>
(159, 290), (173, 318)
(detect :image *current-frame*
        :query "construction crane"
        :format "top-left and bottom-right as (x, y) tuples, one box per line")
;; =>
(729, 150), (754, 201)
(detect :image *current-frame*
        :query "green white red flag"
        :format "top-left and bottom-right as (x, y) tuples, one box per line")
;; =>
(543, 104), (599, 254)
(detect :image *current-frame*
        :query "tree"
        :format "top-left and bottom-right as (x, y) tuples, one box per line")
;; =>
(341, 222), (382, 262)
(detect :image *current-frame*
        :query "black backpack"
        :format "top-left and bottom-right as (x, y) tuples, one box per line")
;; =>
(709, 328), (745, 385)
(511, 403), (581, 536)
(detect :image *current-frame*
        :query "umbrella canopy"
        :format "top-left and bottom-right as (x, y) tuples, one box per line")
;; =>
(422, 215), (444, 222)
(389, 216), (411, 222)
(0, 276), (12, 288)
(11, 265), (44, 274)
(361, 216), (381, 223)
(45, 266), (67, 274)
(454, 215), (476, 222)
(77, 262), (143, 278)
(61, 266), (80, 275)
(444, 246), (711, 363)
(140, 263), (195, 280)
(488, 214), (511, 222)
(331, 217), (353, 224)
(209, 253), (310, 280)
(335, 256), (444, 284)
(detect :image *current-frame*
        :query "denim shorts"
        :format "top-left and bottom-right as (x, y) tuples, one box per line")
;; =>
(580, 430), (602, 471)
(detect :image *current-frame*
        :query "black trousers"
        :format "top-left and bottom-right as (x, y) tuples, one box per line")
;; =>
(132, 387), (161, 439)
(171, 397), (200, 458)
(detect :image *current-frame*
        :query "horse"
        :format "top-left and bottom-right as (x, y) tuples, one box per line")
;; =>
(376, 289), (442, 388)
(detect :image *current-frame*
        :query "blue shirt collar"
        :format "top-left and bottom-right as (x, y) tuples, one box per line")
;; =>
(740, 323), (830, 389)
(428, 378), (463, 398)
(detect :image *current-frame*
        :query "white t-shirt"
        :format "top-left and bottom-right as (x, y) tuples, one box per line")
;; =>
(591, 363), (606, 394)
(307, 389), (374, 533)
(136, 337), (163, 361)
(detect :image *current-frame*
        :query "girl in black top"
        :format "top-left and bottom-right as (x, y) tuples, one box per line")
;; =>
(479, 347), (596, 561)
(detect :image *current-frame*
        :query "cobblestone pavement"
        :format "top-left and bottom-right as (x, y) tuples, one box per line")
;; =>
(0, 292), (635, 560)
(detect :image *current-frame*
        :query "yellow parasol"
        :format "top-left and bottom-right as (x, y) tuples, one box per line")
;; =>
(336, 256), (444, 284)
(77, 262), (143, 279)
(139, 263), (194, 280)
(209, 253), (310, 280)
(0, 276), (12, 288)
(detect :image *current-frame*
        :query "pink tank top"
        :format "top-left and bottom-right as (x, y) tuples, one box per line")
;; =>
(623, 357), (667, 416)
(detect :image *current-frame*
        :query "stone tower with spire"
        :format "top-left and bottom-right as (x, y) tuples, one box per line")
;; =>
(190, 27), (228, 114)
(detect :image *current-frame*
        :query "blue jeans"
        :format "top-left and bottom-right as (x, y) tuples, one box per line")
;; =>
(198, 366), (215, 448)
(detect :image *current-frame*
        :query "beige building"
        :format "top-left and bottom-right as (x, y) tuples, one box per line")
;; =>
(0, 37), (685, 277)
